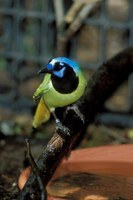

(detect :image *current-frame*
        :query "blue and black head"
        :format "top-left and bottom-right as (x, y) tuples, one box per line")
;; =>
(39, 57), (79, 94)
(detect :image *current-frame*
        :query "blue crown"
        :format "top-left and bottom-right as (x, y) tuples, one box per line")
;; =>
(52, 57), (80, 73)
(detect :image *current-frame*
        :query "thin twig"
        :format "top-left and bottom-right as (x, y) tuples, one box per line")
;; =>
(65, 0), (101, 23)
(57, 1), (99, 55)
(25, 138), (46, 200)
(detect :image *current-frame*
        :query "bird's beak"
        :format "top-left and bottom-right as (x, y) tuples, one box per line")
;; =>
(38, 67), (51, 74)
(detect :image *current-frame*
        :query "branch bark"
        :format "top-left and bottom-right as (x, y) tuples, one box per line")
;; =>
(18, 47), (133, 199)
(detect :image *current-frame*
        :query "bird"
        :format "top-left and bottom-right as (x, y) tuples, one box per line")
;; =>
(32, 57), (87, 128)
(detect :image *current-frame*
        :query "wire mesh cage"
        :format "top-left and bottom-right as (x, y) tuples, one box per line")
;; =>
(0, 0), (133, 118)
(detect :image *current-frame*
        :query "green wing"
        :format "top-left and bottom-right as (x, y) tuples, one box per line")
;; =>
(33, 74), (51, 104)
(32, 74), (52, 128)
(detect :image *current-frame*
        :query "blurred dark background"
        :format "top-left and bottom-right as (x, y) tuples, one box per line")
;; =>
(1, 1), (133, 198)
(0, 0), (133, 143)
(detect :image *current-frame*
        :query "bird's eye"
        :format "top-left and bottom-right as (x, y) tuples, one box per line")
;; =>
(59, 62), (64, 67)
(54, 62), (65, 71)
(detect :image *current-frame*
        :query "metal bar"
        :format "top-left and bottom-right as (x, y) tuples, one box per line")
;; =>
(0, 8), (54, 21)
(128, 73), (133, 111)
(98, 0), (107, 64)
(0, 52), (50, 63)
(129, 0), (133, 45)
(127, 0), (133, 112)
(40, 0), (48, 56)
(85, 18), (131, 29)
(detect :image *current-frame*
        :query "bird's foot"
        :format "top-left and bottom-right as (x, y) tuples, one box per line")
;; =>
(56, 119), (70, 138)
(67, 105), (85, 124)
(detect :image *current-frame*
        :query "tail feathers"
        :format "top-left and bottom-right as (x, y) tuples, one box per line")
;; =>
(32, 98), (50, 128)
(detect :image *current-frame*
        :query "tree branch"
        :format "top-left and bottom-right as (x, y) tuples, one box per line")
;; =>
(56, 1), (100, 56)
(18, 47), (133, 199)
(65, 0), (100, 24)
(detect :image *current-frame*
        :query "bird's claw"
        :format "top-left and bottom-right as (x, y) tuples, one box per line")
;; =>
(67, 105), (85, 124)
(56, 120), (70, 138)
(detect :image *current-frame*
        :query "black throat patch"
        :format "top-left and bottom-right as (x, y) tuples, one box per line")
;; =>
(51, 65), (79, 94)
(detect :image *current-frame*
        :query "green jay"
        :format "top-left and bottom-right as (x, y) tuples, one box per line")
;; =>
(33, 57), (87, 128)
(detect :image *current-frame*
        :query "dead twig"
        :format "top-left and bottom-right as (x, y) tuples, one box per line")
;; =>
(65, 0), (101, 23)
(25, 138), (46, 200)
(56, 0), (100, 56)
